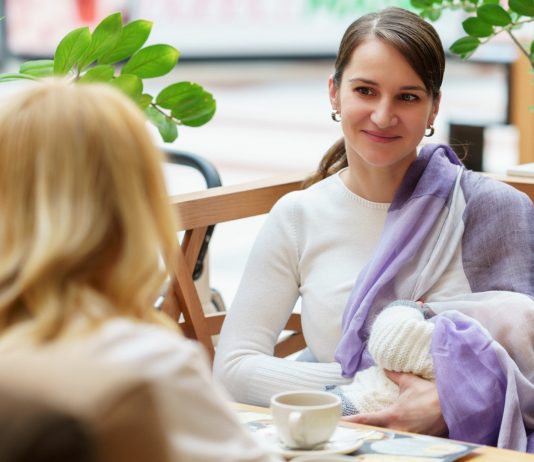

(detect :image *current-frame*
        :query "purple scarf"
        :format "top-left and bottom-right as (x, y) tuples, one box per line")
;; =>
(335, 144), (462, 375)
(334, 143), (534, 451)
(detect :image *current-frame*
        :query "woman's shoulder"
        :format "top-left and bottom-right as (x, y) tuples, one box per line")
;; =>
(271, 173), (352, 215)
(84, 318), (206, 370)
(461, 169), (534, 212)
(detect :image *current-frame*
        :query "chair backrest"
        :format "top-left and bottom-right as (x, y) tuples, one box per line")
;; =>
(163, 170), (534, 362)
(163, 172), (308, 361)
(0, 350), (171, 462)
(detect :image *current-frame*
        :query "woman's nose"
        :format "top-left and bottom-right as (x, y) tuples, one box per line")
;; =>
(370, 100), (398, 128)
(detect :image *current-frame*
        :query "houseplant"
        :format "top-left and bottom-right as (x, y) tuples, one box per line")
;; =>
(0, 12), (215, 143)
(410, 0), (533, 69)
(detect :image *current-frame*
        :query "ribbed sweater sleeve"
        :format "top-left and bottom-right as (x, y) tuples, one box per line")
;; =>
(213, 192), (350, 406)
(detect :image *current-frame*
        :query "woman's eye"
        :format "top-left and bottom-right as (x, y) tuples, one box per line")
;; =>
(400, 93), (419, 102)
(355, 87), (374, 96)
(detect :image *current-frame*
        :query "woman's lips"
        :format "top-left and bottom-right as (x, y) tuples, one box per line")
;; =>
(363, 130), (401, 143)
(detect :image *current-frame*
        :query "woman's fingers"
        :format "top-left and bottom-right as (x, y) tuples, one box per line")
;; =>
(344, 371), (448, 436)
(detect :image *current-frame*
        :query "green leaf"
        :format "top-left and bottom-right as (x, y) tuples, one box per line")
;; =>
(462, 17), (494, 37)
(157, 82), (216, 126)
(509, 0), (534, 17)
(19, 59), (54, 77)
(531, 40), (534, 60)
(99, 19), (153, 64)
(450, 36), (481, 58)
(136, 93), (153, 110)
(146, 106), (178, 142)
(78, 13), (123, 70)
(79, 64), (115, 83)
(0, 73), (37, 82)
(155, 82), (203, 108)
(53, 27), (91, 75)
(424, 8), (442, 20)
(410, 0), (433, 8)
(111, 74), (143, 99)
(121, 44), (179, 78)
(483, 0), (500, 4)
(168, 91), (216, 127)
(476, 4), (512, 26)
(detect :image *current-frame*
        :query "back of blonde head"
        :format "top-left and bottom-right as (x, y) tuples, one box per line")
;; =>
(0, 80), (178, 342)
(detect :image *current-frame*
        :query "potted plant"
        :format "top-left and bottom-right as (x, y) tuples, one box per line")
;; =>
(0, 12), (216, 143)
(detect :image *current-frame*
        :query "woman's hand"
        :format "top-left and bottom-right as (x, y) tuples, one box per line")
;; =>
(343, 370), (448, 436)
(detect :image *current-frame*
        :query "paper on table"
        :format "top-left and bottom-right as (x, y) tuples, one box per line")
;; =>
(507, 163), (534, 178)
(238, 410), (477, 461)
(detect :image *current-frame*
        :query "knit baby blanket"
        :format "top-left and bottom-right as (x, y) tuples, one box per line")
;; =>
(334, 144), (534, 452)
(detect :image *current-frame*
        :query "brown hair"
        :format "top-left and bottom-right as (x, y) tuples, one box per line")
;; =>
(304, 7), (445, 187)
(0, 80), (178, 342)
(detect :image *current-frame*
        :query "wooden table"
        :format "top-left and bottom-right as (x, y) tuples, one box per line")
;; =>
(235, 403), (534, 461)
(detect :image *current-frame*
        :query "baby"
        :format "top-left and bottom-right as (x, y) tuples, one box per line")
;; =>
(327, 301), (435, 416)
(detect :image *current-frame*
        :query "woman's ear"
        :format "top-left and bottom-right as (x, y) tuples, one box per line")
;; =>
(328, 74), (339, 110)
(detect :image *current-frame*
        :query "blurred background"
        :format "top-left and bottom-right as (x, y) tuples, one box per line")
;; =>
(0, 0), (529, 307)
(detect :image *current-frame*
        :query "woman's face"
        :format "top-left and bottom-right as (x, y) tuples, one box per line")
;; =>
(329, 37), (440, 174)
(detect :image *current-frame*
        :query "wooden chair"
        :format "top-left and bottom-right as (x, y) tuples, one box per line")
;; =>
(161, 171), (308, 362)
(162, 170), (534, 362)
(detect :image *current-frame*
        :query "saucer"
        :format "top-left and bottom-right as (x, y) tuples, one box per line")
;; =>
(291, 455), (356, 462)
(247, 421), (369, 459)
(276, 426), (365, 458)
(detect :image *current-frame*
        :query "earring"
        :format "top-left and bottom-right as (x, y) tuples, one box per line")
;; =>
(331, 110), (341, 122)
(424, 124), (435, 137)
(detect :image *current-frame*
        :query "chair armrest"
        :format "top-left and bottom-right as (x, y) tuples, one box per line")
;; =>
(169, 172), (309, 231)
(169, 171), (534, 233)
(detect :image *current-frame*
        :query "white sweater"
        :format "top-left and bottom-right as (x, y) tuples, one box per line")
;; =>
(213, 172), (389, 406)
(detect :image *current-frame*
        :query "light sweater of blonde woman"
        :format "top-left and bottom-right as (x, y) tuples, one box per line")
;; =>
(213, 171), (389, 406)
(0, 319), (282, 462)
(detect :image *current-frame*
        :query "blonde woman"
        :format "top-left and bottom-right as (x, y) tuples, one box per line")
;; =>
(0, 80), (280, 462)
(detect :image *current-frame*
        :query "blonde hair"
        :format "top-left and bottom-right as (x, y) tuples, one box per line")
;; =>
(0, 80), (178, 342)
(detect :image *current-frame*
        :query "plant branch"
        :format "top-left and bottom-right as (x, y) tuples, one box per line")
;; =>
(149, 102), (182, 125)
(505, 30), (534, 68)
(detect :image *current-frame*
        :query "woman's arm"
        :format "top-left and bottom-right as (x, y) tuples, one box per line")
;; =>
(427, 176), (534, 377)
(164, 339), (285, 462)
(213, 195), (350, 407)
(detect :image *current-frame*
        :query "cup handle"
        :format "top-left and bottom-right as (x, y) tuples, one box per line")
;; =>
(288, 411), (304, 446)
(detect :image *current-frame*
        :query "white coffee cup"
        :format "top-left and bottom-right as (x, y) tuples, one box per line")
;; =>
(270, 390), (341, 449)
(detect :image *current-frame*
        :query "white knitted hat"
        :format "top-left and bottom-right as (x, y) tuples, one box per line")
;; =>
(368, 303), (434, 379)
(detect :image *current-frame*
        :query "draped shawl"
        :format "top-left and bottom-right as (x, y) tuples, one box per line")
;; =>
(335, 144), (534, 452)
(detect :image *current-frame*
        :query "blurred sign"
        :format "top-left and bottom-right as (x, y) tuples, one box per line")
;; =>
(5, 0), (412, 58)
(131, 0), (412, 58)
(4, 0), (127, 57)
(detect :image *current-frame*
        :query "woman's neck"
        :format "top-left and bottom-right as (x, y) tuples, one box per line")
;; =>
(341, 154), (416, 203)
(340, 160), (412, 203)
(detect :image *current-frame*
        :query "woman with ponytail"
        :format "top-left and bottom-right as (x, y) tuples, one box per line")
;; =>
(215, 7), (534, 452)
